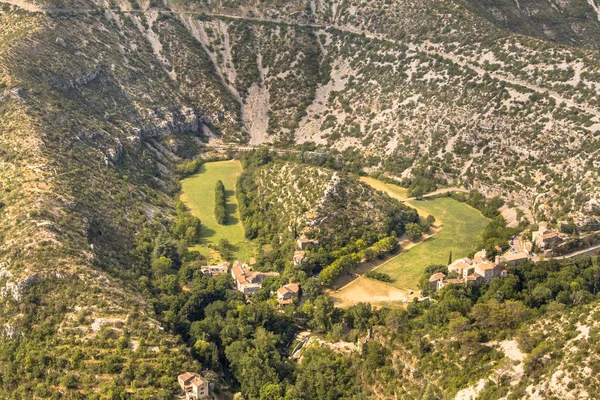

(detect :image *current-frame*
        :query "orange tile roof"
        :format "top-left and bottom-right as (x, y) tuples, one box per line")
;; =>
(429, 272), (446, 282)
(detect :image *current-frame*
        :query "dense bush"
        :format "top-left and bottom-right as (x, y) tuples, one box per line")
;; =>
(364, 271), (394, 282)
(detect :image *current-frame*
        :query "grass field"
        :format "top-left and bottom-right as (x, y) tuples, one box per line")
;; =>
(359, 177), (409, 201)
(375, 197), (489, 289)
(180, 160), (254, 262)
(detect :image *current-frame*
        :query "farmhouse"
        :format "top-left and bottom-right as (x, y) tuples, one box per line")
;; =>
(178, 372), (209, 399)
(231, 261), (280, 295)
(293, 251), (307, 266)
(533, 222), (562, 249)
(429, 272), (446, 292)
(277, 283), (300, 305)
(497, 251), (529, 265)
(297, 235), (318, 250)
(201, 262), (230, 277)
(430, 249), (507, 291)
(448, 257), (474, 278)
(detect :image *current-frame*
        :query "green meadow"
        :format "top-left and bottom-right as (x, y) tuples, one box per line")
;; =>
(180, 160), (254, 262)
(375, 197), (489, 289)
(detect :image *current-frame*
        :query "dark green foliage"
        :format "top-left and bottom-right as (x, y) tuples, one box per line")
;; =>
(175, 158), (203, 178)
(214, 180), (227, 225)
(405, 222), (423, 241)
(364, 271), (394, 282)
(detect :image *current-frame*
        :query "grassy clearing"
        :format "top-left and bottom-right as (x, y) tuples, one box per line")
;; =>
(180, 160), (254, 262)
(376, 197), (489, 289)
(359, 177), (409, 201)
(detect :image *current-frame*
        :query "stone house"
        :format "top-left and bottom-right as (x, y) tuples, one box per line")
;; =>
(178, 372), (209, 399)
(231, 261), (280, 295)
(277, 283), (300, 305)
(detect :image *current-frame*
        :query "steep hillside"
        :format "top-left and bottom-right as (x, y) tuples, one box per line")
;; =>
(3, 0), (600, 222)
(462, 0), (600, 50)
(236, 160), (419, 245)
(0, 6), (211, 397)
(0, 0), (600, 397)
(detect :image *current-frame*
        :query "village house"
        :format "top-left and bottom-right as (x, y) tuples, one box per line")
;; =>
(293, 250), (306, 266)
(277, 283), (300, 305)
(200, 262), (230, 277)
(430, 249), (507, 291)
(474, 260), (507, 283)
(497, 251), (529, 265)
(297, 235), (318, 250)
(533, 222), (562, 249)
(429, 272), (446, 292)
(178, 372), (209, 399)
(231, 261), (280, 295)
(448, 257), (474, 278)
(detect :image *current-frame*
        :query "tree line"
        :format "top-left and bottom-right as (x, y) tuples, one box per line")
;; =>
(214, 180), (227, 225)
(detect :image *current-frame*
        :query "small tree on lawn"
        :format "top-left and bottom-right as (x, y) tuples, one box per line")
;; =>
(406, 223), (423, 241)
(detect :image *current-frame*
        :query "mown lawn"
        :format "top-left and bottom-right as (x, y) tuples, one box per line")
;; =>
(180, 160), (254, 262)
(375, 197), (489, 290)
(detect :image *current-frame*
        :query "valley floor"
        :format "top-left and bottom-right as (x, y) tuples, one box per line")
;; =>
(180, 160), (255, 262)
(329, 180), (489, 308)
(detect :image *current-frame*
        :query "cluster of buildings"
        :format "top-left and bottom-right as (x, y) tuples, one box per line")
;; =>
(429, 249), (507, 292)
(230, 261), (280, 295)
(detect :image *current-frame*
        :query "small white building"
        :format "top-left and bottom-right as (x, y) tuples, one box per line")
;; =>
(201, 262), (230, 277)
(178, 372), (209, 399)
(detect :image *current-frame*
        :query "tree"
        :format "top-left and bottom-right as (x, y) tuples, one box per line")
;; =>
(215, 180), (227, 225)
(151, 257), (173, 278)
(405, 223), (423, 241)
(311, 295), (335, 332)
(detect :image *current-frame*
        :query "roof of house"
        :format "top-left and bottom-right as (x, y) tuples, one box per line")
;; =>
(448, 258), (472, 271)
(190, 376), (207, 387)
(294, 250), (306, 259)
(231, 262), (250, 285)
(501, 251), (528, 262)
(179, 372), (206, 389)
(429, 272), (446, 282)
(232, 261), (280, 287)
(278, 298), (294, 305)
(277, 283), (300, 296)
(475, 261), (497, 271)
(473, 249), (488, 262)
(466, 273), (483, 281)
(178, 372), (196, 384)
